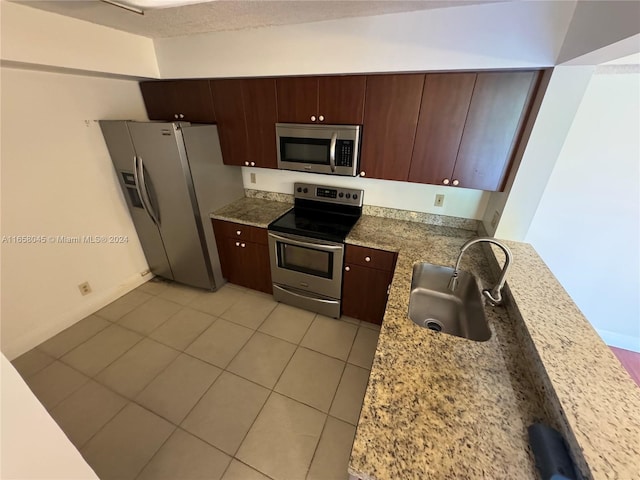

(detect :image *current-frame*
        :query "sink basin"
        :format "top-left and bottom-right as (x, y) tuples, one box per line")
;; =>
(408, 263), (491, 342)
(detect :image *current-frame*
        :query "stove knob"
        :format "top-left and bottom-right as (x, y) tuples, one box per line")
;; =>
(345, 193), (351, 199)
(353, 194), (358, 200)
(297, 187), (302, 193)
(303, 188), (308, 193)
(338, 192), (344, 198)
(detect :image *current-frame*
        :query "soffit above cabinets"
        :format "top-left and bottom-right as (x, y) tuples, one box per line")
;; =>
(12, 0), (508, 39)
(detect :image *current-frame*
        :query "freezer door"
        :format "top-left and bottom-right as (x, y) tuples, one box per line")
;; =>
(127, 122), (214, 290)
(99, 121), (173, 280)
(182, 124), (245, 290)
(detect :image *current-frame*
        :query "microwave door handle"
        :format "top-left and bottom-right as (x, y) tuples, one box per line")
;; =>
(329, 132), (338, 172)
(269, 232), (343, 252)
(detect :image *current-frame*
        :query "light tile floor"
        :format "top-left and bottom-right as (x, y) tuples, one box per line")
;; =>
(12, 279), (381, 480)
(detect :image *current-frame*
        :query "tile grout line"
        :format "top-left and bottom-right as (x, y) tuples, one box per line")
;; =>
(218, 310), (319, 478)
(304, 322), (363, 478)
(34, 317), (112, 362)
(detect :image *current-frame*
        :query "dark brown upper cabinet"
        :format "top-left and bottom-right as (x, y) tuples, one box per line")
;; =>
(242, 78), (278, 169)
(210, 78), (278, 168)
(276, 76), (366, 124)
(209, 79), (247, 166)
(408, 70), (540, 191)
(453, 71), (539, 191)
(408, 73), (476, 185)
(140, 80), (216, 123)
(359, 74), (425, 181)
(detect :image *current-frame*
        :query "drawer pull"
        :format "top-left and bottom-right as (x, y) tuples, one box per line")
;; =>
(345, 266), (350, 272)
(241, 243), (246, 248)
(365, 256), (371, 262)
(235, 241), (240, 247)
(236, 230), (241, 235)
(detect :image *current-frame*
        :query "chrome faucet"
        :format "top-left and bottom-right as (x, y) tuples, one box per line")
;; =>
(448, 237), (513, 306)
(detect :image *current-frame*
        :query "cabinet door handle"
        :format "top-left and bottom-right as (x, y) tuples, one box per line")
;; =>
(250, 161), (256, 167)
(452, 179), (460, 186)
(360, 171), (366, 177)
(244, 161), (249, 166)
(235, 241), (240, 246)
(179, 113), (185, 119)
(174, 114), (179, 119)
(241, 243), (246, 248)
(311, 115), (317, 122)
(318, 115), (325, 122)
(345, 266), (350, 271)
(365, 256), (371, 262)
(236, 230), (241, 235)
(443, 178), (450, 185)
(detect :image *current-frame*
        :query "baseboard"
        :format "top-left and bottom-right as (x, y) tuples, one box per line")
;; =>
(596, 328), (640, 353)
(4, 271), (152, 360)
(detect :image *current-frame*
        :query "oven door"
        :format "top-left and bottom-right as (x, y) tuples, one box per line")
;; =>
(268, 231), (344, 300)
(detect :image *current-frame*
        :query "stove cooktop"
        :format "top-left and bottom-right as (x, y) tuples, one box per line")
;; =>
(268, 182), (364, 243)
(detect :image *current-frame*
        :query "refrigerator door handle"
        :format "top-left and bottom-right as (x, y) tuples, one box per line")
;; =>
(133, 155), (159, 226)
(138, 155), (161, 225)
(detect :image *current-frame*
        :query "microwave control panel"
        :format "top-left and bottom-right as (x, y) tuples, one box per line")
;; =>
(336, 140), (354, 167)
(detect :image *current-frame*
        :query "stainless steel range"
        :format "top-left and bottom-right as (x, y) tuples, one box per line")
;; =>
(268, 182), (364, 318)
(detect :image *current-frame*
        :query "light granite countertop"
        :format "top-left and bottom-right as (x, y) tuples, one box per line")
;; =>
(210, 196), (291, 228)
(346, 216), (545, 479)
(211, 197), (640, 480)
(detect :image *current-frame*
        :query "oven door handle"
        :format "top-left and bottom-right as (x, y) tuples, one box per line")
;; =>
(273, 285), (340, 305)
(268, 232), (343, 252)
(329, 132), (338, 173)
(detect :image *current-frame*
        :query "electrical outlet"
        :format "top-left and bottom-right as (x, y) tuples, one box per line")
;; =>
(491, 211), (500, 228)
(434, 194), (445, 207)
(78, 282), (92, 296)
(250, 172), (256, 184)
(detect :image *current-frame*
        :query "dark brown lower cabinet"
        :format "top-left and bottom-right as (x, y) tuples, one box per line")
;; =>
(342, 245), (397, 325)
(212, 219), (272, 294)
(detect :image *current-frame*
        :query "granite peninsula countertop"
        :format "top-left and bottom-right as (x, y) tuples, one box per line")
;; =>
(211, 197), (640, 480)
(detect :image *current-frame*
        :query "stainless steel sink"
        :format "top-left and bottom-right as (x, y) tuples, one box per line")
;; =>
(408, 263), (491, 342)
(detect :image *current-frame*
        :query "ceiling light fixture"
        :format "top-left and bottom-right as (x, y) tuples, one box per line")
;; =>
(100, 0), (145, 15)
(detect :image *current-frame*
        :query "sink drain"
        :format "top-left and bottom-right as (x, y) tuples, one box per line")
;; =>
(423, 318), (443, 332)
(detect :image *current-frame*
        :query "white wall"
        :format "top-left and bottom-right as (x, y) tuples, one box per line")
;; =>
(486, 66), (595, 238)
(1, 67), (151, 359)
(244, 168), (490, 220)
(154, 1), (575, 78)
(1, 354), (99, 479)
(0, 0), (159, 78)
(525, 70), (640, 352)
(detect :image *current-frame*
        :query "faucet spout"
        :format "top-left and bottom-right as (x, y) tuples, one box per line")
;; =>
(449, 237), (513, 306)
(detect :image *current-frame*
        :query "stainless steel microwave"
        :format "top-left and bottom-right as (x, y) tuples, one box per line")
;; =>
(276, 123), (361, 176)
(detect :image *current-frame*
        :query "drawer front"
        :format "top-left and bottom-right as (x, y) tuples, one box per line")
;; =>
(212, 219), (268, 245)
(345, 244), (396, 271)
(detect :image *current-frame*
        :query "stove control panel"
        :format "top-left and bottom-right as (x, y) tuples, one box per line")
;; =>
(294, 182), (364, 207)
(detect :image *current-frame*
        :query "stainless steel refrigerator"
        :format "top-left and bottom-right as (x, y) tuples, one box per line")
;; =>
(99, 121), (244, 290)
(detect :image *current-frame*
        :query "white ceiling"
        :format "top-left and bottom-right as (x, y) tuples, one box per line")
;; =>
(13, 0), (506, 39)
